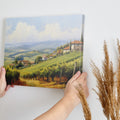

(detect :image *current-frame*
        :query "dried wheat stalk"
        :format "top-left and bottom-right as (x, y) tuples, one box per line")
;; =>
(76, 84), (91, 120)
(91, 40), (120, 120)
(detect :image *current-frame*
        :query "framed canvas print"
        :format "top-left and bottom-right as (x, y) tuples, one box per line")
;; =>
(4, 14), (84, 88)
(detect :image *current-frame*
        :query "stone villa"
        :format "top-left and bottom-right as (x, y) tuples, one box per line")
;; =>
(63, 40), (83, 54)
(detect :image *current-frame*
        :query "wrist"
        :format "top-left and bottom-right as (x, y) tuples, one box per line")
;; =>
(62, 95), (79, 109)
(56, 96), (76, 117)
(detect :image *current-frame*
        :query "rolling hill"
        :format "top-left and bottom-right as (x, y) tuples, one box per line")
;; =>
(18, 51), (83, 76)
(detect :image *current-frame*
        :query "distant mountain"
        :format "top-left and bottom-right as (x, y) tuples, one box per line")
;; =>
(5, 40), (68, 52)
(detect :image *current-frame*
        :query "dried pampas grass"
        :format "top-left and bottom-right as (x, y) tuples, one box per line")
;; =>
(76, 84), (91, 120)
(92, 40), (120, 120)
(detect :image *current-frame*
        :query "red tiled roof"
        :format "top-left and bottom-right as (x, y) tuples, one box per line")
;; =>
(22, 60), (30, 64)
(9, 64), (14, 66)
(71, 40), (83, 44)
(42, 55), (46, 57)
(49, 54), (54, 57)
(64, 46), (70, 50)
(30, 61), (34, 64)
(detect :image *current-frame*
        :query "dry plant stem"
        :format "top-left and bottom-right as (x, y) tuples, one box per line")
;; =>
(76, 84), (91, 120)
(116, 40), (120, 119)
(117, 40), (120, 103)
(91, 61), (110, 119)
(91, 41), (120, 120)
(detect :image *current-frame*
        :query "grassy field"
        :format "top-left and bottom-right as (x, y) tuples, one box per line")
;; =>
(5, 51), (83, 88)
(4, 50), (45, 65)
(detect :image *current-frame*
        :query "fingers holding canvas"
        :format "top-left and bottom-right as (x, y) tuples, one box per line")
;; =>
(1, 67), (6, 80)
(5, 85), (11, 91)
(69, 71), (81, 83)
(0, 67), (7, 97)
(11, 85), (14, 87)
(77, 72), (87, 82)
(0, 66), (1, 72)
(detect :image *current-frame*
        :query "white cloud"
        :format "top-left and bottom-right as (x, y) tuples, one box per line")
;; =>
(6, 22), (81, 43)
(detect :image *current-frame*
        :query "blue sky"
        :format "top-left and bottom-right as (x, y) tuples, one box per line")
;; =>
(5, 14), (83, 43)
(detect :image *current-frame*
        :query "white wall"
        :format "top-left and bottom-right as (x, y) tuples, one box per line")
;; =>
(0, 0), (120, 119)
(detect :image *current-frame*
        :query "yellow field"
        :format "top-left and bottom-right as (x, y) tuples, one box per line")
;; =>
(20, 78), (66, 89)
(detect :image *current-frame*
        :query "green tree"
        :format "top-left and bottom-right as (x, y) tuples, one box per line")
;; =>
(15, 56), (24, 61)
(35, 56), (42, 64)
(44, 68), (50, 82)
(33, 73), (37, 80)
(12, 71), (20, 83)
(14, 58), (18, 64)
(40, 70), (44, 81)
(16, 62), (24, 68)
(65, 64), (73, 81)
(5, 66), (20, 85)
(36, 71), (40, 80)
(49, 68), (56, 82)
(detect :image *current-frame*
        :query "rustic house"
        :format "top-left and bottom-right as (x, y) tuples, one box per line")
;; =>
(63, 40), (83, 53)
(21, 60), (30, 66)
(71, 40), (83, 51)
(42, 55), (48, 61)
(63, 46), (70, 54)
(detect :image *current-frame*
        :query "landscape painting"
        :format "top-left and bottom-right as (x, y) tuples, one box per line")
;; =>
(4, 14), (84, 88)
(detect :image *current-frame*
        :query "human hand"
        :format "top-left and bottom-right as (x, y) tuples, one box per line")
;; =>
(0, 66), (13, 97)
(35, 72), (89, 120)
(64, 71), (89, 107)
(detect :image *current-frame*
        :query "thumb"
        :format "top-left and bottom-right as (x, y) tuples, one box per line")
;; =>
(1, 67), (6, 79)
